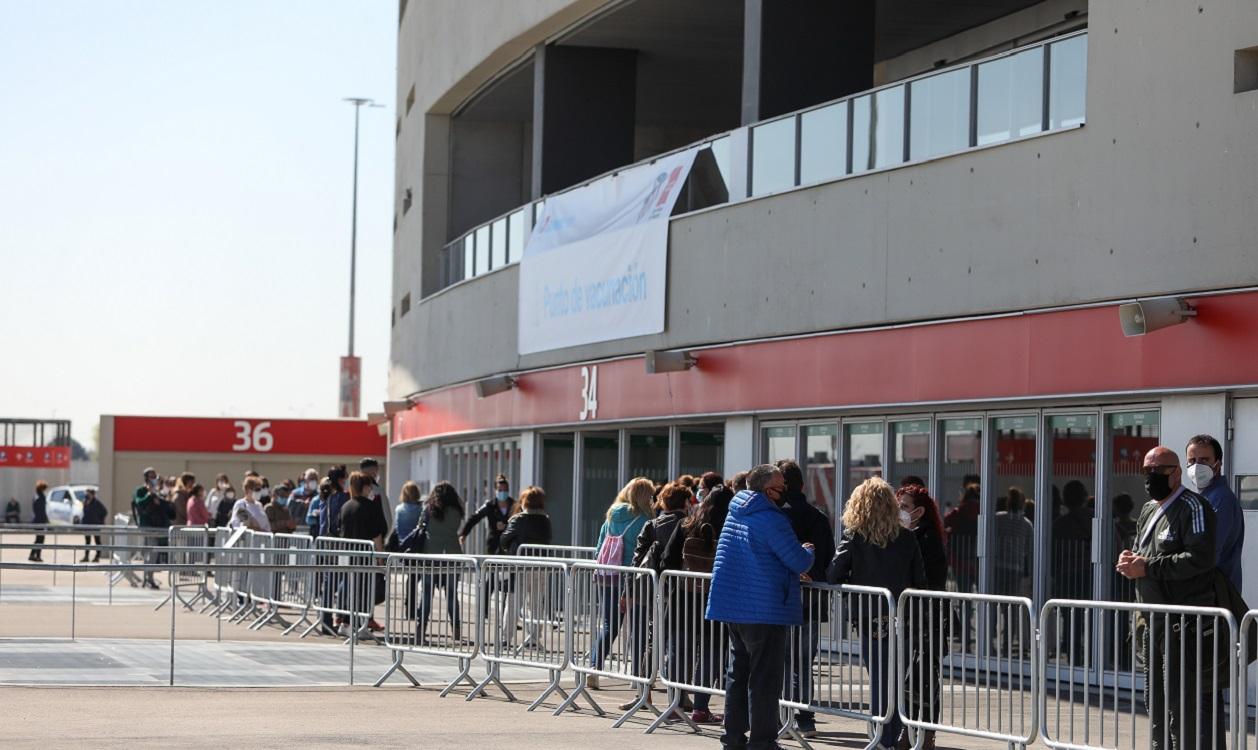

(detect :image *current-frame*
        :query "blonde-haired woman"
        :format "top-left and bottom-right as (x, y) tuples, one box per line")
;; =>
(828, 478), (926, 750)
(588, 477), (654, 684)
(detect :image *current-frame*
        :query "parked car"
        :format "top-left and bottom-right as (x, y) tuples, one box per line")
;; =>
(45, 485), (96, 526)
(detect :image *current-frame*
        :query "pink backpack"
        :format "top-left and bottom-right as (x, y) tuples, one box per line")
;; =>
(595, 528), (626, 576)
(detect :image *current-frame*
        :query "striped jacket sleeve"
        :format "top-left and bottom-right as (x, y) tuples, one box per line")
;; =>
(1145, 492), (1217, 582)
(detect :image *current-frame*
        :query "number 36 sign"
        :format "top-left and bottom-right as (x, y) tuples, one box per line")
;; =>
(111, 416), (386, 457)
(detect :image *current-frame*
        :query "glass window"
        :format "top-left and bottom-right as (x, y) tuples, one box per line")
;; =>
(852, 85), (905, 172)
(541, 434), (574, 545)
(799, 102), (847, 184)
(1105, 411), (1159, 604)
(491, 218), (507, 269)
(679, 425), (725, 479)
(1045, 413), (1096, 662)
(708, 136), (732, 194)
(1048, 35), (1087, 129)
(462, 235), (474, 281)
(507, 209), (526, 264)
(889, 419), (930, 489)
(628, 430), (669, 484)
(977, 47), (1044, 146)
(579, 432), (619, 547)
(989, 416), (1037, 601)
(909, 68), (971, 160)
(762, 425), (797, 464)
(802, 423), (838, 526)
(1237, 476), (1258, 511)
(938, 418), (980, 592)
(750, 116), (797, 196)
(845, 422), (884, 499)
(474, 225), (490, 276)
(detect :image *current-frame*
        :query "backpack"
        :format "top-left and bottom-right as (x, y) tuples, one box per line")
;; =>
(595, 527), (627, 577)
(681, 523), (717, 574)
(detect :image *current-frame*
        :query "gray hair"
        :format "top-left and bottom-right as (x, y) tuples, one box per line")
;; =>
(746, 464), (782, 493)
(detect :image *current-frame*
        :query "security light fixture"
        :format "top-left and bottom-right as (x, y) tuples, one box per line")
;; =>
(475, 374), (518, 398)
(1118, 297), (1197, 337)
(383, 400), (409, 417)
(645, 350), (698, 374)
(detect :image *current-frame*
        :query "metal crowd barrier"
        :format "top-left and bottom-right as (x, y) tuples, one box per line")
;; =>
(1039, 599), (1238, 750)
(649, 570), (727, 733)
(375, 552), (480, 695)
(156, 526), (211, 612)
(780, 583), (898, 749)
(898, 588), (1037, 748)
(557, 561), (659, 726)
(263, 532), (315, 634)
(309, 536), (379, 642)
(470, 557), (571, 709)
(516, 544), (597, 559)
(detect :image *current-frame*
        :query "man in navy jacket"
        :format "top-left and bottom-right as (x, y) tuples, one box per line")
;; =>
(1185, 434), (1244, 590)
(707, 464), (814, 750)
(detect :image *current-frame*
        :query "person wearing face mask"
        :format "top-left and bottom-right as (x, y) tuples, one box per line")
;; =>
(229, 477), (271, 531)
(288, 469), (320, 527)
(256, 477), (272, 506)
(319, 466), (349, 537)
(306, 480), (331, 540)
(1185, 434), (1244, 591)
(213, 483), (238, 528)
(773, 459), (835, 740)
(265, 483), (297, 533)
(458, 474), (513, 554)
(205, 474), (231, 527)
(1116, 446), (1219, 750)
(132, 468), (174, 589)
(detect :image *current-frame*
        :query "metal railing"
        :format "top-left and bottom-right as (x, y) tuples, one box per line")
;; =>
(5, 529), (1258, 749)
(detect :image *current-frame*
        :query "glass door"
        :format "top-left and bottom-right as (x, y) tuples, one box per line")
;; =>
(802, 423), (839, 527)
(843, 421), (884, 518)
(762, 425), (798, 464)
(889, 419), (931, 490)
(987, 415), (1037, 601)
(938, 418), (981, 594)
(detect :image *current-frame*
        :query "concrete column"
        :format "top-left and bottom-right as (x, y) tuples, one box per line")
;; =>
(724, 416), (756, 479)
(742, 0), (875, 124)
(532, 44), (637, 197)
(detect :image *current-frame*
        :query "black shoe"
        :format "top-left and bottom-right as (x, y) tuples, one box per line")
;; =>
(92, 553), (101, 562)
(796, 716), (818, 738)
(80, 556), (91, 563)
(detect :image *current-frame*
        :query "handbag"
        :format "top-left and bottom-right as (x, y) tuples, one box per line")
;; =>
(399, 509), (430, 554)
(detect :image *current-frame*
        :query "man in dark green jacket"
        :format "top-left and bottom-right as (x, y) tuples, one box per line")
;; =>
(1116, 446), (1220, 750)
(132, 467), (173, 589)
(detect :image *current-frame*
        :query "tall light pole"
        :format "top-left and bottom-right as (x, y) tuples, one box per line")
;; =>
(339, 96), (382, 418)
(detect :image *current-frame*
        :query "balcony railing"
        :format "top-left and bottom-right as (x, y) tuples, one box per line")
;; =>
(429, 30), (1086, 296)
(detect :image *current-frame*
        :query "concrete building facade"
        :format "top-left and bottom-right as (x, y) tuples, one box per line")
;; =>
(386, 0), (1258, 623)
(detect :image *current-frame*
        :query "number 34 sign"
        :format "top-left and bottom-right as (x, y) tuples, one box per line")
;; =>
(579, 366), (599, 421)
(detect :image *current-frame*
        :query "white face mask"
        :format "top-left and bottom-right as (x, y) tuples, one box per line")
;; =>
(259, 488), (270, 498)
(899, 509), (913, 528)
(217, 482), (228, 490)
(306, 480), (318, 491)
(225, 491), (236, 500)
(1187, 463), (1214, 492)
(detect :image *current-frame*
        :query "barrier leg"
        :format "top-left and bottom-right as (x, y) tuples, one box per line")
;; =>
(526, 668), (570, 712)
(374, 651), (420, 688)
(439, 656), (479, 698)
(776, 706), (816, 750)
(645, 688), (700, 734)
(553, 678), (607, 716)
(282, 607), (313, 636)
(154, 591), (173, 611)
(467, 661), (517, 702)
(611, 683), (660, 729)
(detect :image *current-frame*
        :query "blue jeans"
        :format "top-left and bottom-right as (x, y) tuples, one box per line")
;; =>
(861, 632), (902, 748)
(722, 623), (787, 750)
(417, 570), (461, 639)
(786, 618), (821, 721)
(589, 581), (648, 675)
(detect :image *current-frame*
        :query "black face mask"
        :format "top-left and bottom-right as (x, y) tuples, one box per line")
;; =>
(1144, 471), (1173, 501)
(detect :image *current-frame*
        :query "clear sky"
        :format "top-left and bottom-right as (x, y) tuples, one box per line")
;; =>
(0, 1), (397, 451)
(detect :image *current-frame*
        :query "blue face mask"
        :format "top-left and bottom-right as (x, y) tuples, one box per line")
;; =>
(275, 497), (289, 507)
(496, 491), (509, 502)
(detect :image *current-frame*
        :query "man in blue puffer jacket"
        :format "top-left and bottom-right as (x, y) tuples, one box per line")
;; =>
(707, 464), (815, 750)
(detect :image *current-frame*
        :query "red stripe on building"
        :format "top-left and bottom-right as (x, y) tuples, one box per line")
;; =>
(0, 447), (71, 468)
(113, 416), (386, 456)
(393, 290), (1258, 444)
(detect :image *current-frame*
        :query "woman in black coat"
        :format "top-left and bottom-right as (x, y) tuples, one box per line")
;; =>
(894, 483), (948, 750)
(828, 478), (926, 750)
(499, 487), (553, 650)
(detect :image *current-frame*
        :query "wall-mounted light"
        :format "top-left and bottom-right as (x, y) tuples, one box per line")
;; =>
(1118, 297), (1197, 337)
(475, 374), (518, 398)
(383, 400), (409, 418)
(645, 350), (698, 374)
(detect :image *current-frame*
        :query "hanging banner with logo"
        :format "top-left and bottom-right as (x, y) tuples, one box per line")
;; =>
(518, 147), (699, 355)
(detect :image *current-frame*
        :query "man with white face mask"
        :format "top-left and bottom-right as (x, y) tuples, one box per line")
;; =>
(1185, 434), (1244, 590)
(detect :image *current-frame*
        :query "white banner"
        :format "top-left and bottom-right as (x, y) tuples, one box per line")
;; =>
(518, 148), (698, 355)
